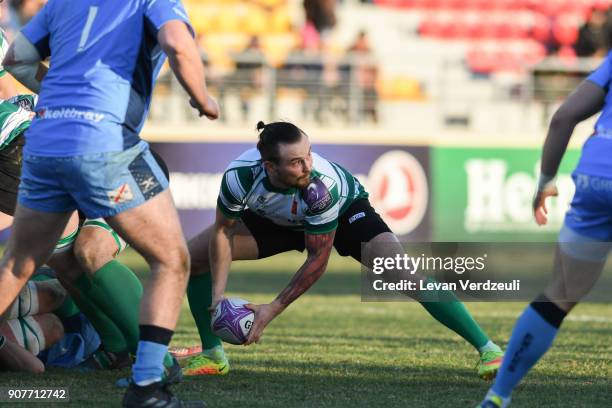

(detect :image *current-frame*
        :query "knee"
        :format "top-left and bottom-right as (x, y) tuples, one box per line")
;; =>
(156, 245), (190, 278)
(46, 280), (67, 311)
(39, 313), (65, 350)
(73, 242), (111, 275)
(35, 280), (67, 312)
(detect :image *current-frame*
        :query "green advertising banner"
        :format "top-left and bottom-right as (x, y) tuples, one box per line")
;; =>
(432, 146), (580, 241)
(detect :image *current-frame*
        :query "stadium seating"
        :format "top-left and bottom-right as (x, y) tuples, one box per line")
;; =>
(376, 0), (612, 73)
(183, 0), (296, 67)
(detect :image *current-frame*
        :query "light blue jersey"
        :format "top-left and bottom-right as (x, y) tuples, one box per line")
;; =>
(579, 51), (612, 177)
(21, 0), (192, 156)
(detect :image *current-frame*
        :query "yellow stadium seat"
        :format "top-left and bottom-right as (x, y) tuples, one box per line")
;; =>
(378, 77), (424, 101)
(243, 6), (268, 36)
(260, 33), (298, 67)
(217, 7), (241, 33)
(187, 4), (219, 34)
(270, 9), (291, 33)
(256, 0), (285, 8)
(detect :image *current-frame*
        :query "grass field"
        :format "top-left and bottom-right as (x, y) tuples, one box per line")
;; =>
(1, 250), (611, 407)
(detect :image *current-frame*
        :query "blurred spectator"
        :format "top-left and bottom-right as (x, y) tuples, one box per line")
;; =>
(303, 0), (336, 36)
(348, 30), (378, 123)
(232, 36), (265, 124)
(575, 8), (612, 57)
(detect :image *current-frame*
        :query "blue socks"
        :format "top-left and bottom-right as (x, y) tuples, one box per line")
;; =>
(492, 295), (566, 398)
(131, 325), (174, 386)
(132, 341), (168, 386)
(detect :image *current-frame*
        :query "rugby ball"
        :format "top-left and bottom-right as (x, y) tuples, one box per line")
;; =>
(211, 297), (254, 345)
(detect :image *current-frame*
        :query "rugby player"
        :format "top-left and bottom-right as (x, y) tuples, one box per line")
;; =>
(0, 1), (218, 407)
(183, 121), (504, 380)
(478, 51), (612, 408)
(0, 92), (179, 373)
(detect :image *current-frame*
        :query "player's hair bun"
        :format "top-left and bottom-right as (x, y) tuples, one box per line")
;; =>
(256, 121), (266, 132)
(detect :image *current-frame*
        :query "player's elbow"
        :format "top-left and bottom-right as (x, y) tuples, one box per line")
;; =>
(550, 108), (579, 131)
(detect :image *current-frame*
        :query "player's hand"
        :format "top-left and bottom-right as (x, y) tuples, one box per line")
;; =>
(190, 95), (219, 120)
(208, 295), (225, 313)
(243, 302), (283, 345)
(533, 184), (558, 226)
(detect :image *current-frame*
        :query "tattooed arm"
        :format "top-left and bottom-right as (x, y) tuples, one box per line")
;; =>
(244, 230), (336, 344)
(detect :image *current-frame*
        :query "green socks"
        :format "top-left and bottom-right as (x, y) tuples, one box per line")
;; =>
(187, 273), (222, 350)
(88, 260), (143, 352)
(73, 273), (129, 353)
(77, 261), (175, 367)
(418, 278), (489, 351)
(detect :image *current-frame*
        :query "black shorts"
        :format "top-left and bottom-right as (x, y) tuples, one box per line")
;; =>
(241, 198), (392, 263)
(0, 135), (24, 216)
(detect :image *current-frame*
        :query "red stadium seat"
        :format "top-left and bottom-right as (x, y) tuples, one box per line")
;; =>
(553, 15), (579, 46)
(531, 14), (552, 43)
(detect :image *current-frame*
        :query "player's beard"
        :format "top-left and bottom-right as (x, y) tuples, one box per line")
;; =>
(294, 173), (311, 189)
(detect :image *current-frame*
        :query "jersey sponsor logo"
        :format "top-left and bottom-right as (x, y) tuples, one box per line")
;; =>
(108, 183), (133, 204)
(348, 211), (366, 224)
(301, 176), (332, 215)
(37, 107), (105, 123)
(368, 150), (428, 235)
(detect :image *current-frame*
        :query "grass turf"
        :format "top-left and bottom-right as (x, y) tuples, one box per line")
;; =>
(1, 250), (610, 407)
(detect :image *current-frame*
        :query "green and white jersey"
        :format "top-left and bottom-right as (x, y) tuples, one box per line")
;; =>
(218, 148), (368, 234)
(0, 94), (37, 150)
(0, 28), (8, 78)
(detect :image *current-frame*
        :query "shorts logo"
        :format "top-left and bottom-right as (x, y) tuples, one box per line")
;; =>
(108, 183), (134, 204)
(368, 150), (428, 235)
(348, 212), (365, 224)
(301, 177), (332, 215)
(129, 153), (164, 200)
(139, 177), (158, 194)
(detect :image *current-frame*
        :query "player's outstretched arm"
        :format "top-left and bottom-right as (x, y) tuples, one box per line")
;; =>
(209, 209), (238, 309)
(2, 33), (47, 94)
(245, 230), (336, 344)
(158, 20), (219, 120)
(534, 80), (606, 225)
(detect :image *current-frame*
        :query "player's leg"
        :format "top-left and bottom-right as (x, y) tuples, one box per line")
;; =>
(104, 188), (188, 386)
(1, 313), (65, 361)
(5, 279), (67, 320)
(0, 206), (72, 317)
(182, 219), (259, 375)
(62, 141), (192, 407)
(72, 220), (179, 373)
(72, 220), (141, 352)
(480, 229), (608, 407)
(49, 252), (131, 358)
(336, 199), (503, 379)
(0, 334), (45, 373)
(479, 173), (611, 408)
(183, 210), (303, 376)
